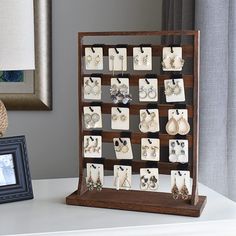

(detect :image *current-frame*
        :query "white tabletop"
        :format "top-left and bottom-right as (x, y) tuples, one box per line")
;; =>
(1, 177), (236, 236)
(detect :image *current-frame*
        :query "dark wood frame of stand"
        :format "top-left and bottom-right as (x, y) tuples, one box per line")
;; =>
(66, 31), (207, 217)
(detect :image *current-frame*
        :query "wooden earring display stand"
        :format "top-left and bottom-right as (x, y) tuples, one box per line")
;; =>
(66, 31), (207, 217)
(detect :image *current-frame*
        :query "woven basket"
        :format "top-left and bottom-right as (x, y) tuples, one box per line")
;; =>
(0, 100), (8, 136)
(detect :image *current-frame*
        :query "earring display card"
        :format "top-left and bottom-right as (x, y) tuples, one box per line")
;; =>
(139, 109), (160, 133)
(139, 78), (158, 102)
(141, 138), (160, 161)
(83, 106), (102, 129)
(171, 170), (191, 194)
(169, 139), (188, 163)
(83, 77), (101, 100)
(140, 168), (159, 191)
(113, 138), (133, 159)
(113, 165), (132, 190)
(133, 47), (152, 71)
(83, 135), (102, 158)
(86, 163), (104, 186)
(111, 107), (129, 130)
(85, 47), (103, 70)
(108, 48), (127, 72)
(167, 109), (190, 136)
(164, 78), (185, 103)
(162, 47), (184, 71)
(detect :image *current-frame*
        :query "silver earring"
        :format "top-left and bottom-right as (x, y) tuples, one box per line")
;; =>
(91, 81), (101, 95)
(110, 55), (115, 76)
(164, 82), (173, 96)
(169, 142), (178, 163)
(121, 169), (131, 190)
(148, 86), (157, 99)
(148, 112), (158, 132)
(139, 86), (148, 99)
(86, 55), (92, 65)
(94, 55), (101, 66)
(178, 142), (187, 163)
(84, 80), (92, 95)
(140, 175), (149, 190)
(139, 112), (149, 133)
(149, 175), (158, 190)
(143, 54), (149, 65)
(119, 55), (124, 75)
(151, 146), (158, 158)
(114, 168), (120, 190)
(84, 138), (90, 153)
(142, 145), (149, 158)
(134, 55), (139, 65)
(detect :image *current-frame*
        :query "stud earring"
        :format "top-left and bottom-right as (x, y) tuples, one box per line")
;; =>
(171, 177), (179, 200)
(87, 166), (94, 191)
(95, 167), (103, 191)
(178, 142), (187, 163)
(169, 142), (178, 163)
(149, 175), (158, 190)
(121, 169), (131, 190)
(120, 114), (127, 122)
(86, 55), (92, 65)
(180, 178), (189, 200)
(94, 55), (101, 66)
(166, 115), (179, 135)
(177, 115), (190, 135)
(112, 113), (118, 121)
(140, 175), (149, 190)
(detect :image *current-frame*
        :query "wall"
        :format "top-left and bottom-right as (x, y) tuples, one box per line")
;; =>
(7, 0), (163, 179)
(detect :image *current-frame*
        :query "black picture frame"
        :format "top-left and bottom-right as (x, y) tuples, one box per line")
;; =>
(0, 136), (33, 204)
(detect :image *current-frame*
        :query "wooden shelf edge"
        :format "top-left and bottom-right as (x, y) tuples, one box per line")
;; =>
(66, 190), (207, 217)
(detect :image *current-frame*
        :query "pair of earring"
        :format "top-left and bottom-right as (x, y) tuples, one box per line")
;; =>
(86, 54), (101, 66)
(166, 115), (190, 135)
(162, 56), (184, 70)
(87, 166), (103, 191)
(139, 86), (157, 100)
(114, 140), (129, 153)
(84, 112), (101, 129)
(84, 138), (101, 154)
(114, 168), (131, 190)
(134, 54), (149, 66)
(165, 81), (181, 96)
(84, 79), (101, 96)
(112, 113), (127, 122)
(110, 83), (132, 104)
(142, 145), (158, 158)
(171, 177), (189, 200)
(140, 175), (158, 190)
(169, 142), (187, 163)
(139, 112), (158, 133)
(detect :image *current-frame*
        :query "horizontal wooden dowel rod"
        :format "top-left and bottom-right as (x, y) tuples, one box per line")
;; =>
(82, 102), (194, 118)
(82, 74), (194, 88)
(83, 158), (190, 174)
(83, 131), (193, 147)
(82, 45), (193, 57)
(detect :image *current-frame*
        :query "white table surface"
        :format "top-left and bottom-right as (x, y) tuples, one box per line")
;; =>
(1, 177), (236, 236)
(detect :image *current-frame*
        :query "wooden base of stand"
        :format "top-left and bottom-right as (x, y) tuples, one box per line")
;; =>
(66, 188), (207, 217)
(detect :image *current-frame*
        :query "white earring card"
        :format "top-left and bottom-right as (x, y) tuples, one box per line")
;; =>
(83, 77), (101, 100)
(114, 165), (132, 190)
(139, 109), (160, 133)
(162, 47), (184, 71)
(85, 47), (103, 70)
(139, 78), (158, 102)
(113, 138), (133, 159)
(171, 170), (191, 194)
(86, 163), (104, 185)
(141, 138), (160, 161)
(108, 48), (127, 72)
(140, 168), (159, 191)
(111, 107), (129, 130)
(83, 135), (102, 158)
(169, 139), (188, 163)
(164, 78), (185, 103)
(83, 106), (102, 129)
(133, 47), (152, 70)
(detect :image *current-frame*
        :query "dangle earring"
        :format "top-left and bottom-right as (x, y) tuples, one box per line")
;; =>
(169, 141), (178, 163)
(177, 114), (190, 135)
(84, 79), (92, 95)
(91, 80), (101, 96)
(143, 54), (149, 65)
(139, 112), (149, 133)
(134, 55), (140, 65)
(121, 140), (129, 153)
(95, 167), (103, 191)
(180, 177), (189, 200)
(114, 168), (120, 190)
(110, 55), (115, 76)
(172, 56), (185, 69)
(140, 175), (149, 190)
(87, 166), (94, 191)
(164, 82), (173, 96)
(173, 81), (181, 95)
(162, 56), (172, 69)
(178, 142), (187, 164)
(84, 138), (90, 153)
(86, 55), (92, 65)
(121, 169), (131, 190)
(147, 86), (157, 99)
(171, 177), (179, 200)
(148, 112), (158, 132)
(149, 175), (158, 190)
(94, 55), (101, 66)
(142, 145), (149, 158)
(151, 146), (158, 158)
(119, 55), (124, 75)
(166, 115), (179, 135)
(139, 86), (148, 99)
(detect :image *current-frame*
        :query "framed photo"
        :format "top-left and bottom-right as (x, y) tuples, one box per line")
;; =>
(0, 0), (52, 110)
(0, 136), (33, 204)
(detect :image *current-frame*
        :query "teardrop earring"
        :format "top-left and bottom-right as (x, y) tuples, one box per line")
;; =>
(177, 115), (190, 135)
(180, 178), (189, 200)
(173, 81), (181, 95)
(171, 177), (179, 200)
(166, 116), (179, 135)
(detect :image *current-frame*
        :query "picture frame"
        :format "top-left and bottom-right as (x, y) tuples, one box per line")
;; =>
(0, 136), (33, 204)
(0, 0), (52, 110)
